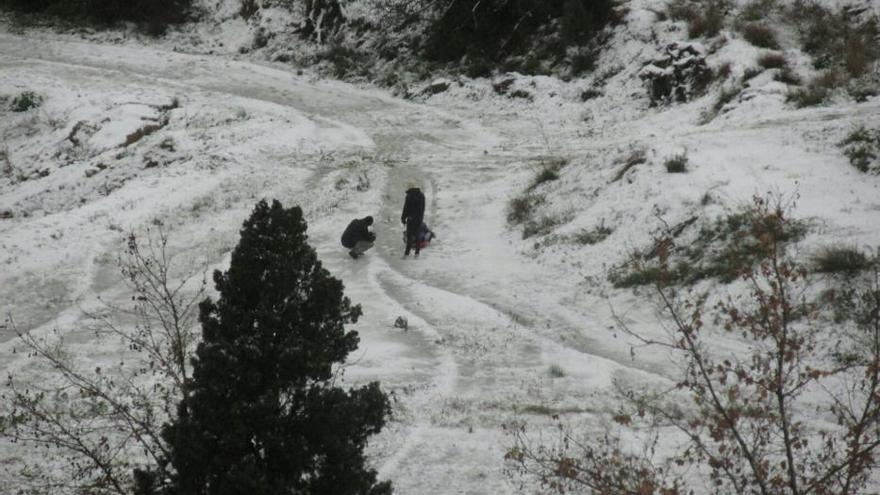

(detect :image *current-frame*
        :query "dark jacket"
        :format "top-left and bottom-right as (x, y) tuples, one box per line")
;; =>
(401, 187), (426, 225)
(341, 217), (374, 248)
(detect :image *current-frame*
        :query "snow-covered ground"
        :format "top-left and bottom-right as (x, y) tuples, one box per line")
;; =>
(2, 0), (880, 491)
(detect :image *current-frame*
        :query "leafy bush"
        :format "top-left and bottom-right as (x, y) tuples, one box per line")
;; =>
(740, 22), (779, 49)
(812, 246), (870, 274)
(839, 126), (880, 174)
(664, 153), (689, 173)
(688, 2), (725, 38)
(9, 91), (43, 112)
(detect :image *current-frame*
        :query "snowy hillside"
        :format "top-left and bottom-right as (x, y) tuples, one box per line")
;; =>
(2, 0), (880, 493)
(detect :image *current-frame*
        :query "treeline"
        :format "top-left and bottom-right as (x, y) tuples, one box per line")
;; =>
(369, 0), (618, 76)
(0, 0), (194, 31)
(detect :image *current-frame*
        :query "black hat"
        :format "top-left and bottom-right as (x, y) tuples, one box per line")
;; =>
(365, 216), (374, 225)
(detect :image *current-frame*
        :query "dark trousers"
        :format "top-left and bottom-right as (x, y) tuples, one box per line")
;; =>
(405, 218), (422, 255)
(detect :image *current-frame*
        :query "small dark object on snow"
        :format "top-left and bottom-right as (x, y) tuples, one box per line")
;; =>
(394, 316), (408, 331)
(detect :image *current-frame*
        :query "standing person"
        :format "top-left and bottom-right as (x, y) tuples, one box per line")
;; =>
(341, 216), (375, 259)
(401, 184), (425, 257)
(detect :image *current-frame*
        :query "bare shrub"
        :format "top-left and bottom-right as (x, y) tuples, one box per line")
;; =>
(1, 229), (206, 494)
(786, 68), (843, 107)
(839, 126), (880, 174)
(611, 148), (647, 182)
(740, 22), (779, 49)
(688, 2), (725, 38)
(610, 195), (809, 286)
(699, 84), (741, 124)
(757, 52), (787, 69)
(508, 194), (545, 225)
(9, 91), (43, 112)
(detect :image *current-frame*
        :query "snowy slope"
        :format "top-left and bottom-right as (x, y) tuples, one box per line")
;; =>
(2, 0), (880, 492)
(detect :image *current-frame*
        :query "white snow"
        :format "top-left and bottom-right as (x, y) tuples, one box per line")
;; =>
(1, 0), (880, 492)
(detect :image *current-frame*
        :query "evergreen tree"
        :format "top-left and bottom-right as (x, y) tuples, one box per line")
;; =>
(162, 199), (391, 495)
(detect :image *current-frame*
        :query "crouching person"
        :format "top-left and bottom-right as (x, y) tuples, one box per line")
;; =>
(341, 216), (376, 259)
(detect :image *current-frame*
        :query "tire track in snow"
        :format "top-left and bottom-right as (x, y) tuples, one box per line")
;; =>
(0, 34), (668, 492)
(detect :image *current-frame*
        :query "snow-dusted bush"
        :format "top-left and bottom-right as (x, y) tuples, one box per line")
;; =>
(9, 91), (43, 112)
(663, 152), (688, 173)
(786, 69), (843, 107)
(639, 42), (713, 105)
(0, 0), (195, 32)
(158, 200), (391, 495)
(372, 0), (616, 76)
(610, 196), (809, 286)
(812, 245), (871, 274)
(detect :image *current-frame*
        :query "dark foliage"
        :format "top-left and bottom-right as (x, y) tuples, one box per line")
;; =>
(640, 42), (713, 105)
(792, 1), (879, 77)
(418, 0), (615, 70)
(160, 200), (391, 495)
(611, 196), (809, 287)
(664, 153), (688, 173)
(740, 22), (779, 49)
(687, 2), (725, 38)
(757, 52), (787, 69)
(839, 126), (880, 174)
(9, 91), (43, 112)
(0, 0), (194, 32)
(812, 246), (870, 274)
